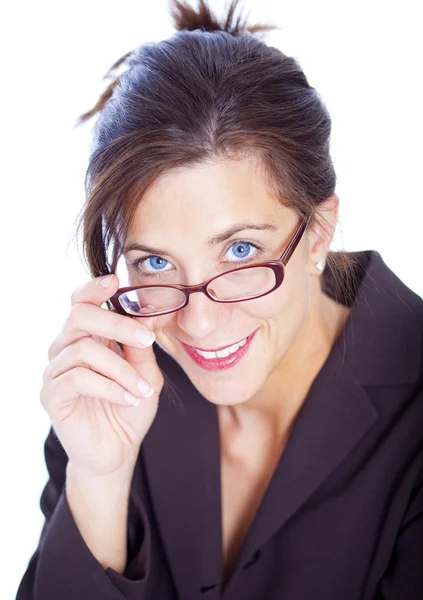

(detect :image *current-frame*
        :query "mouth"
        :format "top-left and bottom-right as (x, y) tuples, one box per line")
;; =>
(180, 328), (259, 372)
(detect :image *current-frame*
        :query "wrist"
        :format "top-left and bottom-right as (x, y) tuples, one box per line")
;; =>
(64, 460), (135, 574)
(66, 460), (135, 506)
(66, 454), (138, 483)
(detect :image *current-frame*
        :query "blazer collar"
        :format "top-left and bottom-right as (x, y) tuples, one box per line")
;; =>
(326, 250), (422, 386)
(141, 250), (422, 597)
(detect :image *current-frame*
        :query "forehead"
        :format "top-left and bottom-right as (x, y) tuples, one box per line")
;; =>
(128, 157), (289, 236)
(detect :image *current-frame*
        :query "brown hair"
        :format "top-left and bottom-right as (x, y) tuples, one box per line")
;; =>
(72, 0), (361, 320)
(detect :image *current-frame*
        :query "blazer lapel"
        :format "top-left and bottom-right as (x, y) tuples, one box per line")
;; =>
(230, 344), (379, 575)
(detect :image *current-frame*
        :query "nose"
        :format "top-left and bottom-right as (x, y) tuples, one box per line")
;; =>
(176, 290), (232, 342)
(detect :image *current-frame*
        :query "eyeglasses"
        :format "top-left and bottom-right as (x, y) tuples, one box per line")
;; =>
(109, 214), (311, 318)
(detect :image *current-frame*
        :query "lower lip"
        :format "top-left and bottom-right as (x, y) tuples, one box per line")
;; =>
(180, 329), (258, 372)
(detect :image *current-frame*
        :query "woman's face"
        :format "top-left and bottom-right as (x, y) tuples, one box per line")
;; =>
(124, 157), (325, 406)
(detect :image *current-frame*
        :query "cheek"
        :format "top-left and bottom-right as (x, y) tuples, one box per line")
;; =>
(153, 313), (183, 353)
(153, 313), (176, 342)
(239, 267), (310, 322)
(153, 313), (175, 329)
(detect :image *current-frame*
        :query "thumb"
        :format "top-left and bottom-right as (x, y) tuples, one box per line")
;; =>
(123, 305), (163, 394)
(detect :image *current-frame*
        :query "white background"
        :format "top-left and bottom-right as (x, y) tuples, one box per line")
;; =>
(1, 0), (422, 597)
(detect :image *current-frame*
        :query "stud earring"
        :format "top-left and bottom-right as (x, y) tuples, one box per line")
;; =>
(316, 260), (324, 272)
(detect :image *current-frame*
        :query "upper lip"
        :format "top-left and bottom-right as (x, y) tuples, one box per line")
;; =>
(181, 331), (255, 352)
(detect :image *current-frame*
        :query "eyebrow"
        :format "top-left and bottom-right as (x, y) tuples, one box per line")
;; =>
(122, 223), (278, 255)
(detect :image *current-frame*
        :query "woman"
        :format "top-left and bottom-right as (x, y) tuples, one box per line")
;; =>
(16, 1), (423, 599)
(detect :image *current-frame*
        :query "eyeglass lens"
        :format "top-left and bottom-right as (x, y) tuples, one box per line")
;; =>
(119, 266), (277, 316)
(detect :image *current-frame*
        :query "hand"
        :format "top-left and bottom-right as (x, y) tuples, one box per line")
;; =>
(40, 274), (164, 476)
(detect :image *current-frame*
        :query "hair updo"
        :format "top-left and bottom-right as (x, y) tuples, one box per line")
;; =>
(73, 0), (359, 309)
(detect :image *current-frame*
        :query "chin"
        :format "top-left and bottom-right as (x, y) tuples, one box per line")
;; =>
(179, 349), (270, 407)
(192, 377), (263, 406)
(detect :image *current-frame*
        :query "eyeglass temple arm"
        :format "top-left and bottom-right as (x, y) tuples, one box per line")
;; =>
(280, 215), (311, 266)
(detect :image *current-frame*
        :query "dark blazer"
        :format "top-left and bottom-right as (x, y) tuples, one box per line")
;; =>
(16, 250), (423, 600)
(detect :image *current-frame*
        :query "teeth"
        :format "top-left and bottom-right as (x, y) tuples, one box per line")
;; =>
(194, 337), (248, 359)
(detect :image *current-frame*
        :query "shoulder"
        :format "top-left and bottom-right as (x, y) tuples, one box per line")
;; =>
(339, 250), (423, 387)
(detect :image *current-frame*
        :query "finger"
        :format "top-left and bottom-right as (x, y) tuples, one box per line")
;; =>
(42, 336), (155, 399)
(123, 305), (164, 391)
(48, 300), (156, 362)
(70, 273), (119, 308)
(48, 273), (120, 360)
(41, 366), (147, 419)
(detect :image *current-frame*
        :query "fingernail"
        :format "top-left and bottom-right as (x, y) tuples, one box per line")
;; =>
(124, 392), (140, 406)
(135, 329), (155, 347)
(100, 274), (113, 288)
(137, 379), (155, 397)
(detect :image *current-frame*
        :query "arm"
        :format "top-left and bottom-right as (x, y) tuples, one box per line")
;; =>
(65, 461), (135, 574)
(15, 426), (158, 600)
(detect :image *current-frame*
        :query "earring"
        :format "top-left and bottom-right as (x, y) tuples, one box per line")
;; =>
(316, 260), (324, 272)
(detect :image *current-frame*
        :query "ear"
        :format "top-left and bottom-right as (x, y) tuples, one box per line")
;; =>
(306, 194), (339, 275)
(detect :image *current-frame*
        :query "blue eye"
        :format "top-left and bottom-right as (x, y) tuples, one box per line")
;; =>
(226, 241), (258, 262)
(143, 256), (170, 272)
(132, 240), (264, 276)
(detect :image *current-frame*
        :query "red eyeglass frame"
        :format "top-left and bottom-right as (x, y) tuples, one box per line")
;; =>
(109, 214), (311, 317)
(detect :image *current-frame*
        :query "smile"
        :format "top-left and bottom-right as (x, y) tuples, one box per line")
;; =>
(180, 329), (258, 372)
(192, 337), (249, 359)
